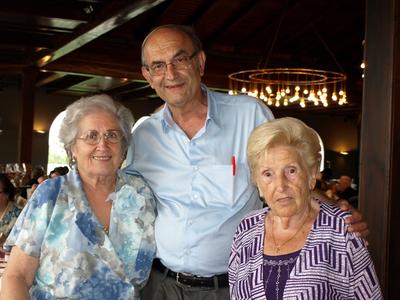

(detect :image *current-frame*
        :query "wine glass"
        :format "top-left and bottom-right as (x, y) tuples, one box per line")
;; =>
(5, 163), (14, 175)
(14, 163), (24, 186)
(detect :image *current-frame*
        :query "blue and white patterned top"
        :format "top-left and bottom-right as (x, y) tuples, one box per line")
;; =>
(4, 168), (156, 300)
(229, 201), (383, 299)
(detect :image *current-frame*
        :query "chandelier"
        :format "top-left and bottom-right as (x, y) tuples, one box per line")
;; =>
(228, 68), (347, 108)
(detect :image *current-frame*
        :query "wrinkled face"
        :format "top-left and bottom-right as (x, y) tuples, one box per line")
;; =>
(255, 145), (316, 218)
(141, 28), (206, 109)
(71, 111), (123, 180)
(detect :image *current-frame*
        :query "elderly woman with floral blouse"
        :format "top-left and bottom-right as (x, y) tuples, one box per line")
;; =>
(228, 117), (382, 299)
(1, 94), (156, 300)
(0, 174), (22, 245)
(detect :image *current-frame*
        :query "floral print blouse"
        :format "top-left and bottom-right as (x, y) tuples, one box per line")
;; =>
(0, 201), (22, 242)
(5, 168), (156, 300)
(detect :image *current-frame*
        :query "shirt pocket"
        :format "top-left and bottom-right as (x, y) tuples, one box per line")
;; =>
(198, 163), (250, 207)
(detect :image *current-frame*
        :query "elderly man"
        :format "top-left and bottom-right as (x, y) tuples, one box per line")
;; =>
(125, 24), (367, 300)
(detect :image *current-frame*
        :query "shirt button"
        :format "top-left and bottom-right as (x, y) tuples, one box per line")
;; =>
(193, 194), (198, 199)
(193, 166), (199, 171)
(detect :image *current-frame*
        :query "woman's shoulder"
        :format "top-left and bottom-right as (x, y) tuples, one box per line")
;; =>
(26, 174), (68, 211)
(313, 201), (351, 235)
(117, 171), (156, 210)
(236, 207), (268, 232)
(120, 171), (152, 193)
(319, 201), (351, 220)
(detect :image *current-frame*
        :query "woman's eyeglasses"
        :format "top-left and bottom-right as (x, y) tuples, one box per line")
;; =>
(77, 130), (122, 145)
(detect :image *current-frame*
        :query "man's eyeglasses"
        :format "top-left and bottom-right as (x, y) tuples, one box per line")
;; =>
(145, 51), (199, 76)
(77, 130), (122, 145)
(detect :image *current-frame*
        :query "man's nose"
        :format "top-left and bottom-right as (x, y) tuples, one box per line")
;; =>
(164, 63), (179, 79)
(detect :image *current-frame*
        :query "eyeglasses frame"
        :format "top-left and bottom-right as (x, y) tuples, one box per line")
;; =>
(76, 129), (122, 145)
(144, 50), (199, 76)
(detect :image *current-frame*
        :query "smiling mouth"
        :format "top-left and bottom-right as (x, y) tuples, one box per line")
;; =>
(92, 155), (111, 161)
(165, 82), (184, 89)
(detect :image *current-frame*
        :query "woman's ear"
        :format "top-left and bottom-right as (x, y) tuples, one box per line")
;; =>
(257, 184), (264, 198)
(70, 145), (76, 160)
(308, 170), (318, 190)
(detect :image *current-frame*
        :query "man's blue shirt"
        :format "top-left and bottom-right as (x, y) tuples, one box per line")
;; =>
(125, 86), (274, 276)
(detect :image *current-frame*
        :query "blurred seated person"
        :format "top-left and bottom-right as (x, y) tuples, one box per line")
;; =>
(21, 165), (46, 199)
(325, 180), (338, 200)
(336, 175), (358, 199)
(37, 175), (48, 184)
(24, 165), (45, 187)
(58, 166), (70, 175)
(229, 117), (382, 299)
(0, 174), (22, 246)
(48, 169), (61, 178)
(49, 166), (70, 178)
(336, 175), (358, 207)
(1, 94), (156, 299)
(314, 167), (332, 192)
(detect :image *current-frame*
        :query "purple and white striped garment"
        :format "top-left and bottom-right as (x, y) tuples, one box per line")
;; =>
(228, 201), (382, 299)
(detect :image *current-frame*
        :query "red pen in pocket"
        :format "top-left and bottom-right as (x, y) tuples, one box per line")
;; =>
(232, 155), (236, 176)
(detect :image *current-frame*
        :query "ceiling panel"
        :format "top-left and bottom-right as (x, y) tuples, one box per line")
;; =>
(0, 0), (365, 116)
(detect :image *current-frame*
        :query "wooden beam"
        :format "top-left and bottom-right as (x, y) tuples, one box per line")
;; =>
(35, 0), (167, 67)
(35, 72), (68, 87)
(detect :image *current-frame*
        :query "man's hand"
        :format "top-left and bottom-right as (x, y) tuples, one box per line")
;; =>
(337, 199), (369, 239)
(311, 190), (369, 240)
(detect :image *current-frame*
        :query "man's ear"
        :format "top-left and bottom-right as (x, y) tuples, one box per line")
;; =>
(142, 66), (155, 89)
(198, 51), (206, 76)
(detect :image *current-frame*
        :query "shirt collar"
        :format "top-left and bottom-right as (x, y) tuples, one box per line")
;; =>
(204, 84), (221, 128)
(159, 84), (221, 132)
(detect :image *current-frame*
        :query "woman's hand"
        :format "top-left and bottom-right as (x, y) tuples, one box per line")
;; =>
(0, 246), (39, 300)
(337, 199), (369, 239)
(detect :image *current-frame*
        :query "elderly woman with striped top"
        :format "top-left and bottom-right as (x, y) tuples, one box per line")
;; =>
(228, 117), (382, 299)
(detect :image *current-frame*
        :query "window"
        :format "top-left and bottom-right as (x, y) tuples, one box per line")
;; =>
(47, 111), (68, 172)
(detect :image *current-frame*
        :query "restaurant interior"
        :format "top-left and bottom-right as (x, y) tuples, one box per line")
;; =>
(0, 0), (398, 297)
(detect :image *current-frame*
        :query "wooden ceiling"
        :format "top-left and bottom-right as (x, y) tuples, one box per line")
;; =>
(0, 0), (365, 116)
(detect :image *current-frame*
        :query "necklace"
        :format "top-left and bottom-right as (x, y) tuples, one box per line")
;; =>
(270, 208), (310, 253)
